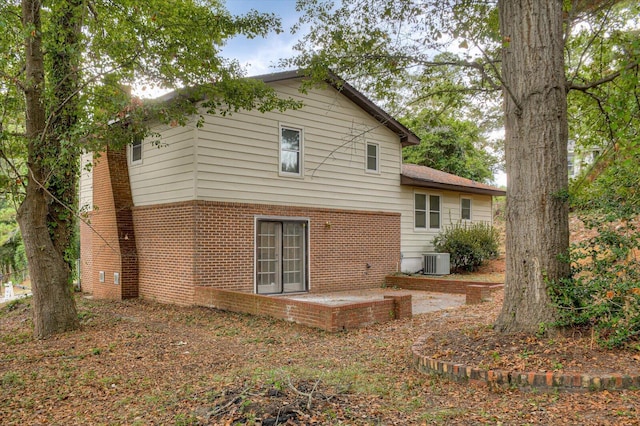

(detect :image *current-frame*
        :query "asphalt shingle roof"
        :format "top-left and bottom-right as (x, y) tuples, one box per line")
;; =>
(401, 164), (506, 196)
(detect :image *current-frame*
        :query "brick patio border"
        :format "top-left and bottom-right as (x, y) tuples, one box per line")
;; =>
(385, 275), (503, 304)
(411, 334), (640, 391)
(194, 287), (412, 332)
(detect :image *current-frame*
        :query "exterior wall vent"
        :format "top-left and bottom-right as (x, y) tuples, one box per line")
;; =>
(422, 253), (450, 275)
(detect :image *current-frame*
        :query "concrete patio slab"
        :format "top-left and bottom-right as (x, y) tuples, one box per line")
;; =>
(282, 288), (465, 315)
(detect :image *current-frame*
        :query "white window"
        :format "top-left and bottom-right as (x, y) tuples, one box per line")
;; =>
(461, 198), (472, 221)
(280, 125), (302, 176)
(415, 194), (427, 228)
(365, 143), (379, 172)
(130, 136), (142, 165)
(415, 193), (441, 230)
(429, 195), (441, 229)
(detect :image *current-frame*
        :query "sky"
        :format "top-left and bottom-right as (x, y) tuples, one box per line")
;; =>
(222, 0), (302, 75)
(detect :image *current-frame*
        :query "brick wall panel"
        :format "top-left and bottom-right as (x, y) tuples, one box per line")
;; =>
(134, 200), (401, 305)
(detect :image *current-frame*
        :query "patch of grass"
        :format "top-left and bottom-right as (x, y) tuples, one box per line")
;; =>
(77, 310), (95, 321)
(1, 331), (32, 345)
(2, 371), (24, 388)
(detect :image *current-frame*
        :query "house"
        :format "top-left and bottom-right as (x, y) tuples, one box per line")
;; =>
(79, 71), (505, 305)
(568, 139), (602, 179)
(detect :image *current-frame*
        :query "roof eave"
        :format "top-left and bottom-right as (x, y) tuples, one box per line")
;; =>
(400, 175), (506, 196)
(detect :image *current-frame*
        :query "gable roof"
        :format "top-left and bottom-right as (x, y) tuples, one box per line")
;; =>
(401, 164), (506, 196)
(254, 70), (420, 147)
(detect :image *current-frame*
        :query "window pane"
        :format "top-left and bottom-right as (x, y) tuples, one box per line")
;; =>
(415, 211), (426, 228)
(281, 151), (299, 173)
(415, 194), (426, 211)
(430, 195), (440, 210)
(429, 212), (440, 228)
(281, 128), (300, 150)
(367, 155), (377, 171)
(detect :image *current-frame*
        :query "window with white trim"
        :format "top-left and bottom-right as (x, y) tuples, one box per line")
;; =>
(415, 193), (441, 230)
(280, 125), (302, 175)
(429, 195), (440, 228)
(461, 197), (472, 220)
(365, 142), (379, 172)
(130, 136), (142, 165)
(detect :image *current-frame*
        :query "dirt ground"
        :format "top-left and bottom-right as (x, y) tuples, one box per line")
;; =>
(2, 289), (640, 425)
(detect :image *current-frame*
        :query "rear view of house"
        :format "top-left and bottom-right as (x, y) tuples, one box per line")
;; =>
(79, 71), (504, 305)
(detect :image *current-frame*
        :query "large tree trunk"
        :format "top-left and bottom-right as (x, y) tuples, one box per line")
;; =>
(20, 0), (79, 339)
(17, 189), (79, 338)
(495, 0), (570, 332)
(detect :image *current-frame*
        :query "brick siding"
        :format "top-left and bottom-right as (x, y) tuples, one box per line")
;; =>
(133, 200), (401, 305)
(79, 218), (93, 294)
(85, 147), (138, 300)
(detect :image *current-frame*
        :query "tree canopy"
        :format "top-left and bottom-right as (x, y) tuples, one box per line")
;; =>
(1, 0), (299, 338)
(288, 0), (639, 333)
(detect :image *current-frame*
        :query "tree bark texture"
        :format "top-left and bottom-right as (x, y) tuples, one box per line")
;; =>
(19, 0), (79, 339)
(495, 0), (571, 332)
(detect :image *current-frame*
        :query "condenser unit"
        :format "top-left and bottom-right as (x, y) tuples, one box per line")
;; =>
(422, 253), (450, 275)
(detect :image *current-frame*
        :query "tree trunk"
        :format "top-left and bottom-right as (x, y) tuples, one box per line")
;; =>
(20, 0), (79, 339)
(17, 188), (78, 338)
(495, 0), (570, 332)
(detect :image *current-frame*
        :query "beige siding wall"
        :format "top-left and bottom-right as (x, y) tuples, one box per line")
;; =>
(79, 152), (93, 211)
(400, 187), (494, 273)
(121, 78), (496, 274)
(193, 80), (404, 212)
(128, 123), (196, 206)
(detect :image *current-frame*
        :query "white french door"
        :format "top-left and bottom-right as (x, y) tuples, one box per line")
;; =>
(256, 220), (307, 294)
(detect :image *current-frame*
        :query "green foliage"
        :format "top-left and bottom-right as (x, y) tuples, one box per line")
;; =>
(550, 156), (640, 348)
(402, 109), (499, 183)
(433, 222), (499, 272)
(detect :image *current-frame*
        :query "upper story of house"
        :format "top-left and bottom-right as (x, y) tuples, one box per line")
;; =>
(81, 71), (420, 214)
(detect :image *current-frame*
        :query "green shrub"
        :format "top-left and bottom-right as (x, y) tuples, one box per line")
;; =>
(433, 222), (499, 272)
(549, 155), (640, 348)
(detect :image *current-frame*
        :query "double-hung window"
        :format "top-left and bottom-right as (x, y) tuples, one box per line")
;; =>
(130, 136), (142, 165)
(415, 193), (441, 230)
(280, 125), (302, 176)
(461, 198), (472, 221)
(365, 143), (379, 172)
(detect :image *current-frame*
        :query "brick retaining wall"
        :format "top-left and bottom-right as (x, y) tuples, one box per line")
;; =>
(385, 275), (503, 304)
(412, 333), (640, 391)
(194, 287), (412, 332)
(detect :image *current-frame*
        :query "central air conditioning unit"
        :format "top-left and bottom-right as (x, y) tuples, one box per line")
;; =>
(422, 253), (450, 275)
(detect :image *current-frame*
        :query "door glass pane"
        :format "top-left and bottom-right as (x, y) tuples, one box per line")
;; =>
(282, 222), (305, 293)
(256, 222), (280, 293)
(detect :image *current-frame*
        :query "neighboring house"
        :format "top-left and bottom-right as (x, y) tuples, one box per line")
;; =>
(79, 70), (505, 305)
(568, 139), (601, 179)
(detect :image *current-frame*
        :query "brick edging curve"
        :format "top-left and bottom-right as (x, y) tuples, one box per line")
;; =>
(411, 334), (640, 391)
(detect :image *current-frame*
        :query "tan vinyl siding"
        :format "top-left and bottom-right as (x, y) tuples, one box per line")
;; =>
(194, 80), (404, 212)
(79, 152), (93, 211)
(128, 123), (196, 206)
(400, 188), (494, 272)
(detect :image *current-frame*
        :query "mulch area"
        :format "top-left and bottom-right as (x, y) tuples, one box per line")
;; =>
(2, 286), (640, 425)
(415, 291), (640, 377)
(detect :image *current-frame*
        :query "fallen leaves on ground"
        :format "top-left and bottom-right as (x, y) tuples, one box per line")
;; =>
(1, 291), (640, 425)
